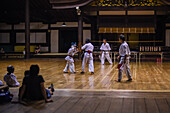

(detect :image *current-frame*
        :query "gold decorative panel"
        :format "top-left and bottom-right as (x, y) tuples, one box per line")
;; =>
(90, 0), (165, 7)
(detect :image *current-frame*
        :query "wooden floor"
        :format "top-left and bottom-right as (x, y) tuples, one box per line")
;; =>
(1, 89), (170, 113)
(1, 58), (170, 113)
(0, 58), (170, 90)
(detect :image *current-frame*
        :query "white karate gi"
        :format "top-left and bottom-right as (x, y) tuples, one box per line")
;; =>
(0, 80), (3, 86)
(118, 41), (132, 80)
(4, 73), (20, 87)
(63, 47), (77, 73)
(100, 43), (113, 65)
(81, 43), (94, 72)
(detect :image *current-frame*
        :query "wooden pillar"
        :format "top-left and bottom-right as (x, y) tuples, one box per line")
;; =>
(154, 10), (157, 29)
(154, 10), (157, 46)
(47, 24), (51, 53)
(91, 21), (96, 41)
(125, 9), (128, 27)
(97, 11), (101, 45)
(78, 14), (83, 59)
(25, 0), (30, 59)
(11, 24), (15, 51)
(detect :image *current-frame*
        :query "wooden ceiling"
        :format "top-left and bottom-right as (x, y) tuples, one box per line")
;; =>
(160, 0), (170, 5)
(0, 0), (78, 24)
(50, 0), (93, 9)
(50, 0), (80, 4)
(0, 0), (169, 24)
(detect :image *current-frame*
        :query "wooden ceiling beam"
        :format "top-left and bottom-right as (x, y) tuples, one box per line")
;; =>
(160, 0), (170, 5)
(50, 0), (94, 9)
(50, 0), (79, 4)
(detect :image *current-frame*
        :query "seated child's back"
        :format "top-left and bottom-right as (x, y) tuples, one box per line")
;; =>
(0, 80), (3, 86)
(4, 65), (20, 87)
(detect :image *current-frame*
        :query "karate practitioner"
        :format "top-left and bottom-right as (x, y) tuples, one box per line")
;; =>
(100, 39), (113, 65)
(63, 44), (78, 73)
(81, 39), (94, 75)
(116, 34), (132, 82)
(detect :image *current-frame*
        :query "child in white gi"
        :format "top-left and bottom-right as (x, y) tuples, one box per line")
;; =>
(116, 34), (132, 82)
(0, 80), (3, 86)
(100, 39), (113, 65)
(63, 44), (78, 73)
(81, 39), (94, 75)
(4, 65), (20, 87)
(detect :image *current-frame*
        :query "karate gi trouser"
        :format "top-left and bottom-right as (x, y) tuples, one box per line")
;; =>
(118, 57), (132, 80)
(63, 57), (75, 73)
(82, 52), (94, 72)
(101, 52), (112, 64)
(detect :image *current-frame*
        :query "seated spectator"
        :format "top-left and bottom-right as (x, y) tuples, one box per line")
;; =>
(0, 48), (5, 53)
(0, 48), (5, 59)
(35, 46), (40, 54)
(0, 85), (13, 103)
(4, 65), (20, 87)
(19, 65), (53, 103)
(24, 70), (30, 77)
(18, 70), (29, 98)
(23, 48), (25, 55)
(0, 80), (3, 86)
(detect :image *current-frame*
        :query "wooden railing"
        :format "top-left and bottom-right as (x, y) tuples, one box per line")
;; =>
(98, 27), (155, 34)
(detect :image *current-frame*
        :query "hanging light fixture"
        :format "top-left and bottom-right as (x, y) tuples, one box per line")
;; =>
(62, 22), (66, 27)
(76, 6), (81, 15)
(124, 0), (128, 8)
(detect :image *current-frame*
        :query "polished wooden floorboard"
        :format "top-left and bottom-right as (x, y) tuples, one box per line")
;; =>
(1, 94), (170, 113)
(0, 58), (170, 90)
(1, 58), (170, 113)
(2, 89), (170, 113)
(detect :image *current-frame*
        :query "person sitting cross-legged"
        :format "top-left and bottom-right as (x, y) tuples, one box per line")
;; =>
(19, 65), (53, 103)
(4, 65), (20, 87)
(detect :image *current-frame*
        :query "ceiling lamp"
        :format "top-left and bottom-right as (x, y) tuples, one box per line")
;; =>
(62, 22), (66, 27)
(76, 6), (81, 15)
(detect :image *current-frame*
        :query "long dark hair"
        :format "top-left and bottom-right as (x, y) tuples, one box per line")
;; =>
(30, 65), (39, 76)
